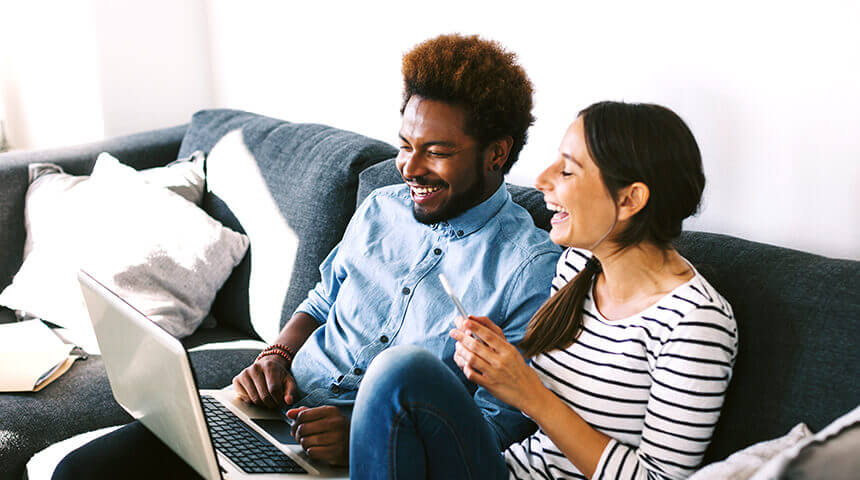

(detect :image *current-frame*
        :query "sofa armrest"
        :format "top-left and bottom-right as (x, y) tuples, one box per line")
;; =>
(0, 124), (188, 293)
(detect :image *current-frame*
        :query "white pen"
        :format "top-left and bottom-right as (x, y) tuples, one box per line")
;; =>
(438, 273), (468, 319)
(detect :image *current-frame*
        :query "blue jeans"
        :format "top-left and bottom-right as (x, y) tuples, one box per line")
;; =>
(350, 345), (509, 480)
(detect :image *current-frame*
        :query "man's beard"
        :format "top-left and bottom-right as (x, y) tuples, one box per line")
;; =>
(412, 163), (487, 225)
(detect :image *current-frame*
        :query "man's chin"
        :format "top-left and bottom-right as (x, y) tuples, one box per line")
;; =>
(412, 205), (447, 225)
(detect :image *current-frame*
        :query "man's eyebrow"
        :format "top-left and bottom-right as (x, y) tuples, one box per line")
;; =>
(561, 152), (584, 168)
(398, 133), (457, 148)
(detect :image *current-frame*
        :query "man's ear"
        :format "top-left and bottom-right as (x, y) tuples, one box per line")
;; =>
(484, 136), (514, 172)
(617, 182), (650, 221)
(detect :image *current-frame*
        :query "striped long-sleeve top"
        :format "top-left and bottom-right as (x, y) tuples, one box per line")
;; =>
(505, 248), (738, 480)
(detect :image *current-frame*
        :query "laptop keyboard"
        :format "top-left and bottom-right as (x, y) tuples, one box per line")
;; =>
(200, 395), (307, 474)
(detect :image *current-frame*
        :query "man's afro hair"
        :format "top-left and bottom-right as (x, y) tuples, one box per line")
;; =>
(401, 34), (535, 173)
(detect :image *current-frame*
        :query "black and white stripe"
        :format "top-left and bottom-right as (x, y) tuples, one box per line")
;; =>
(505, 248), (737, 479)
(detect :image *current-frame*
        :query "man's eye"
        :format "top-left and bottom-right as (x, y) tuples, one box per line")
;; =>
(400, 146), (412, 152)
(428, 151), (452, 158)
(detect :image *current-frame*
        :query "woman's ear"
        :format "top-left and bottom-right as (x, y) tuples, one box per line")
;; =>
(484, 136), (514, 173)
(617, 182), (650, 221)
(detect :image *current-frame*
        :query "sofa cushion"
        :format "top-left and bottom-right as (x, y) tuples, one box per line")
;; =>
(177, 109), (397, 339)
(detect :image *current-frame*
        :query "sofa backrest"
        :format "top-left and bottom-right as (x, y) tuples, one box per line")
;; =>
(359, 158), (860, 464)
(177, 109), (397, 339)
(673, 231), (859, 463)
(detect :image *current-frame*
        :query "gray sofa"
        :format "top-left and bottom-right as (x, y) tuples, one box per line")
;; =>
(1, 109), (857, 479)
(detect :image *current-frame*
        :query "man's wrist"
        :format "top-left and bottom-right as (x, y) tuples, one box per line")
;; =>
(256, 344), (296, 368)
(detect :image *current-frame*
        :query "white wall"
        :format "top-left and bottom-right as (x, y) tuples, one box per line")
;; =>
(0, 0), (214, 147)
(3, 1), (857, 260)
(205, 0), (860, 260)
(0, 0), (105, 148)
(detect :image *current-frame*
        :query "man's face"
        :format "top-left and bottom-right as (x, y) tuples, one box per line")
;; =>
(397, 96), (490, 224)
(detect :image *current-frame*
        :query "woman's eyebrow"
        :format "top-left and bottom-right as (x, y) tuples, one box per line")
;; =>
(561, 152), (584, 168)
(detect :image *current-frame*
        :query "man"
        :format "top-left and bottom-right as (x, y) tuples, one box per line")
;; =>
(232, 33), (560, 466)
(54, 33), (560, 477)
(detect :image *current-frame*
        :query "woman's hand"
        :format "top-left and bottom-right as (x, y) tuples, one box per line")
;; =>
(450, 315), (546, 414)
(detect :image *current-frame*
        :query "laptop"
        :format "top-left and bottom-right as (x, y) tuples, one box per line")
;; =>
(78, 270), (350, 479)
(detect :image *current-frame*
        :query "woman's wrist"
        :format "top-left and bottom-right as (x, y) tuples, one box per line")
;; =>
(520, 372), (555, 420)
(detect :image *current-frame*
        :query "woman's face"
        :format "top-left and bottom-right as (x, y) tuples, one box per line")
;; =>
(535, 117), (618, 250)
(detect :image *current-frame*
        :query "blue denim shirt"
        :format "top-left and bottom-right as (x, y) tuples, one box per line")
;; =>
(291, 183), (561, 448)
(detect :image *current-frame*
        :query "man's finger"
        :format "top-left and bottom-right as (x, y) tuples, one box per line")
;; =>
(237, 373), (261, 404)
(305, 445), (345, 465)
(232, 376), (250, 401)
(265, 371), (286, 408)
(295, 415), (345, 439)
(298, 431), (342, 449)
(294, 405), (340, 424)
(249, 366), (277, 409)
(284, 375), (299, 405)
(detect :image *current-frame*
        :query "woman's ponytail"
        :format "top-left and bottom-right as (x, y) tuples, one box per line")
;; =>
(519, 256), (602, 358)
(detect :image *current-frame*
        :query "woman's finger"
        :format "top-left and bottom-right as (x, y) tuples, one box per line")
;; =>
(468, 315), (504, 336)
(462, 319), (509, 352)
(453, 326), (498, 361)
(455, 340), (493, 375)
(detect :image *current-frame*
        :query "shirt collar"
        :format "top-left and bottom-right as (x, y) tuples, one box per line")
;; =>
(435, 184), (509, 239)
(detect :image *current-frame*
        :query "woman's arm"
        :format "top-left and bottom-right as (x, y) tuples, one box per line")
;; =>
(452, 307), (736, 479)
(451, 316), (610, 477)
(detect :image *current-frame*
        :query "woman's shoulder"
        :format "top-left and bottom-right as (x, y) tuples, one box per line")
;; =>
(655, 270), (738, 355)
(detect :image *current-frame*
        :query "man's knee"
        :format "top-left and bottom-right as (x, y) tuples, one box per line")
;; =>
(365, 345), (440, 385)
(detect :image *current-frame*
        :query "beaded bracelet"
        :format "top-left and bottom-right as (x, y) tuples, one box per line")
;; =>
(266, 343), (296, 358)
(256, 344), (294, 365)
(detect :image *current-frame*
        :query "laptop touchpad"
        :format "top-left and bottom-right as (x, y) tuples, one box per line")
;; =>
(250, 418), (299, 445)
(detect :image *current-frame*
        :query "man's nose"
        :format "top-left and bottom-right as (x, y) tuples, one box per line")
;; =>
(400, 152), (428, 180)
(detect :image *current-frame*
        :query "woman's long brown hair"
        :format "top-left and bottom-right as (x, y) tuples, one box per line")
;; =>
(519, 257), (602, 358)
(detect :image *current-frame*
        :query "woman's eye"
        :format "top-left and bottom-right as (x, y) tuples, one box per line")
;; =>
(561, 170), (573, 177)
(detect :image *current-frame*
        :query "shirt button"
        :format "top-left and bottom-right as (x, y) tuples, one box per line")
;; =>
(457, 230), (464, 236)
(433, 248), (442, 255)
(331, 385), (340, 394)
(402, 287), (411, 295)
(353, 367), (363, 375)
(380, 335), (389, 343)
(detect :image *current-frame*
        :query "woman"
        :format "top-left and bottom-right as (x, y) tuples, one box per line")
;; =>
(350, 101), (737, 479)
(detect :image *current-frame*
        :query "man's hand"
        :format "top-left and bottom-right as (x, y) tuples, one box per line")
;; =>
(287, 406), (349, 466)
(232, 355), (299, 409)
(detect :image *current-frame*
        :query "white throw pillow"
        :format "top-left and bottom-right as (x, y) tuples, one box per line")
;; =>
(748, 405), (860, 480)
(689, 423), (812, 480)
(0, 152), (248, 349)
